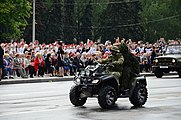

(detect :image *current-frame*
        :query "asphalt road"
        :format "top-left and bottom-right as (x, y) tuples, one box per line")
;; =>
(0, 75), (181, 120)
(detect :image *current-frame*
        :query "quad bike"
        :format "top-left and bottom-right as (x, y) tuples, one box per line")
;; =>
(69, 63), (148, 109)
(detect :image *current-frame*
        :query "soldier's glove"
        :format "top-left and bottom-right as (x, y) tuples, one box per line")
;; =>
(108, 63), (115, 67)
(130, 72), (139, 77)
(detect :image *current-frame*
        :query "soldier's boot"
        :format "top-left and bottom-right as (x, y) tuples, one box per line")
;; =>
(122, 79), (130, 95)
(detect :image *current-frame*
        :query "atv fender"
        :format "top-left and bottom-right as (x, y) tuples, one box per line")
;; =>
(101, 75), (119, 93)
(130, 76), (147, 96)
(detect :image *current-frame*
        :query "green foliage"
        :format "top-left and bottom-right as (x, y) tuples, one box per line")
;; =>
(92, 0), (109, 40)
(140, 0), (181, 42)
(79, 0), (93, 42)
(2, 0), (180, 43)
(98, 0), (143, 42)
(64, 0), (75, 43)
(0, 0), (31, 41)
(45, 0), (64, 43)
(44, 0), (53, 9)
(35, 0), (48, 43)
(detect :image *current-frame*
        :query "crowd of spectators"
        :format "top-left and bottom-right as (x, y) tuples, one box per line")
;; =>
(0, 38), (180, 80)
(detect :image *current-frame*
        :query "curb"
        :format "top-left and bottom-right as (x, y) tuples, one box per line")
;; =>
(0, 77), (74, 85)
(0, 72), (178, 85)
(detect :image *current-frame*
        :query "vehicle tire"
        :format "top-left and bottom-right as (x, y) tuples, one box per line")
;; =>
(69, 85), (87, 106)
(178, 69), (181, 78)
(129, 84), (148, 107)
(98, 86), (117, 109)
(155, 68), (163, 78)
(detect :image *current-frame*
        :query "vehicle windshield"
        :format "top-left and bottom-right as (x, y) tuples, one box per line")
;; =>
(165, 45), (181, 54)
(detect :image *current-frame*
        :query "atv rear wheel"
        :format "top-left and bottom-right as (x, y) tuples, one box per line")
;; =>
(98, 86), (117, 109)
(69, 85), (87, 106)
(129, 84), (148, 107)
(155, 68), (163, 78)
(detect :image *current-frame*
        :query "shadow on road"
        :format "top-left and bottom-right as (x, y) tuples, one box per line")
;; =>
(76, 104), (146, 112)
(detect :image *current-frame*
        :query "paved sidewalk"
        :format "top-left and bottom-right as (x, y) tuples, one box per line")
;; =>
(0, 72), (177, 85)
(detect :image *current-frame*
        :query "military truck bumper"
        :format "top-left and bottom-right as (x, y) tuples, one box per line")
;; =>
(152, 65), (180, 72)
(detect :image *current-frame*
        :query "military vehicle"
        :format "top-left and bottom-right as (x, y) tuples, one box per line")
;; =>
(152, 44), (181, 78)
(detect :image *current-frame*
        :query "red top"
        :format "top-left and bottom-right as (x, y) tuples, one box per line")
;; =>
(34, 57), (45, 72)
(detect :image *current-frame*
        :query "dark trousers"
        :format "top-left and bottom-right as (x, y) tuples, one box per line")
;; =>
(47, 66), (54, 75)
(3, 67), (13, 76)
(38, 66), (44, 76)
(28, 65), (35, 77)
(121, 67), (131, 89)
(68, 65), (74, 75)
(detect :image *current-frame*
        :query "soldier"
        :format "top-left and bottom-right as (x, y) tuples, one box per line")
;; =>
(99, 46), (124, 84)
(116, 43), (140, 90)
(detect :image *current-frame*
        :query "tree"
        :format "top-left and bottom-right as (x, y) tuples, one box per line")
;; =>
(98, 0), (143, 42)
(140, 0), (181, 42)
(92, 0), (109, 40)
(64, 0), (75, 43)
(79, 0), (93, 42)
(0, 0), (31, 42)
(126, 0), (143, 41)
(35, 0), (49, 43)
(45, 0), (64, 43)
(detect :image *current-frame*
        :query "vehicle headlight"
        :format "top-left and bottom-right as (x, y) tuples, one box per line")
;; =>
(92, 79), (99, 84)
(172, 59), (176, 63)
(155, 59), (158, 63)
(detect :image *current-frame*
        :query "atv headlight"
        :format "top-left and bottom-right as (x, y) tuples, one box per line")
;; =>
(172, 59), (176, 63)
(85, 70), (90, 76)
(155, 59), (158, 63)
(92, 79), (99, 84)
(74, 78), (81, 84)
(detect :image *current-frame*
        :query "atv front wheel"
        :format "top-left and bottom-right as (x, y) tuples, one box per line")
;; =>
(69, 85), (87, 106)
(98, 86), (117, 109)
(129, 84), (148, 107)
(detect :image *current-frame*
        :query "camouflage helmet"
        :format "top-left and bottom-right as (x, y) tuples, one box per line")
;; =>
(111, 46), (120, 53)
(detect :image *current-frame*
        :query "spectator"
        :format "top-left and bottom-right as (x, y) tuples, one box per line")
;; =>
(87, 54), (95, 65)
(0, 45), (4, 81)
(72, 52), (82, 72)
(13, 54), (28, 78)
(38, 54), (45, 77)
(45, 53), (54, 77)
(80, 52), (88, 68)
(26, 55), (35, 78)
(102, 51), (109, 59)
(51, 53), (58, 76)
(3, 54), (14, 79)
(69, 52), (76, 75)
(57, 41), (65, 77)
(34, 52), (41, 76)
(63, 52), (71, 76)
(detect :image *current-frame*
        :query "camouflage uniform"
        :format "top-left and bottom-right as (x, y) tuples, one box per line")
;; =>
(100, 46), (124, 83)
(116, 43), (140, 89)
